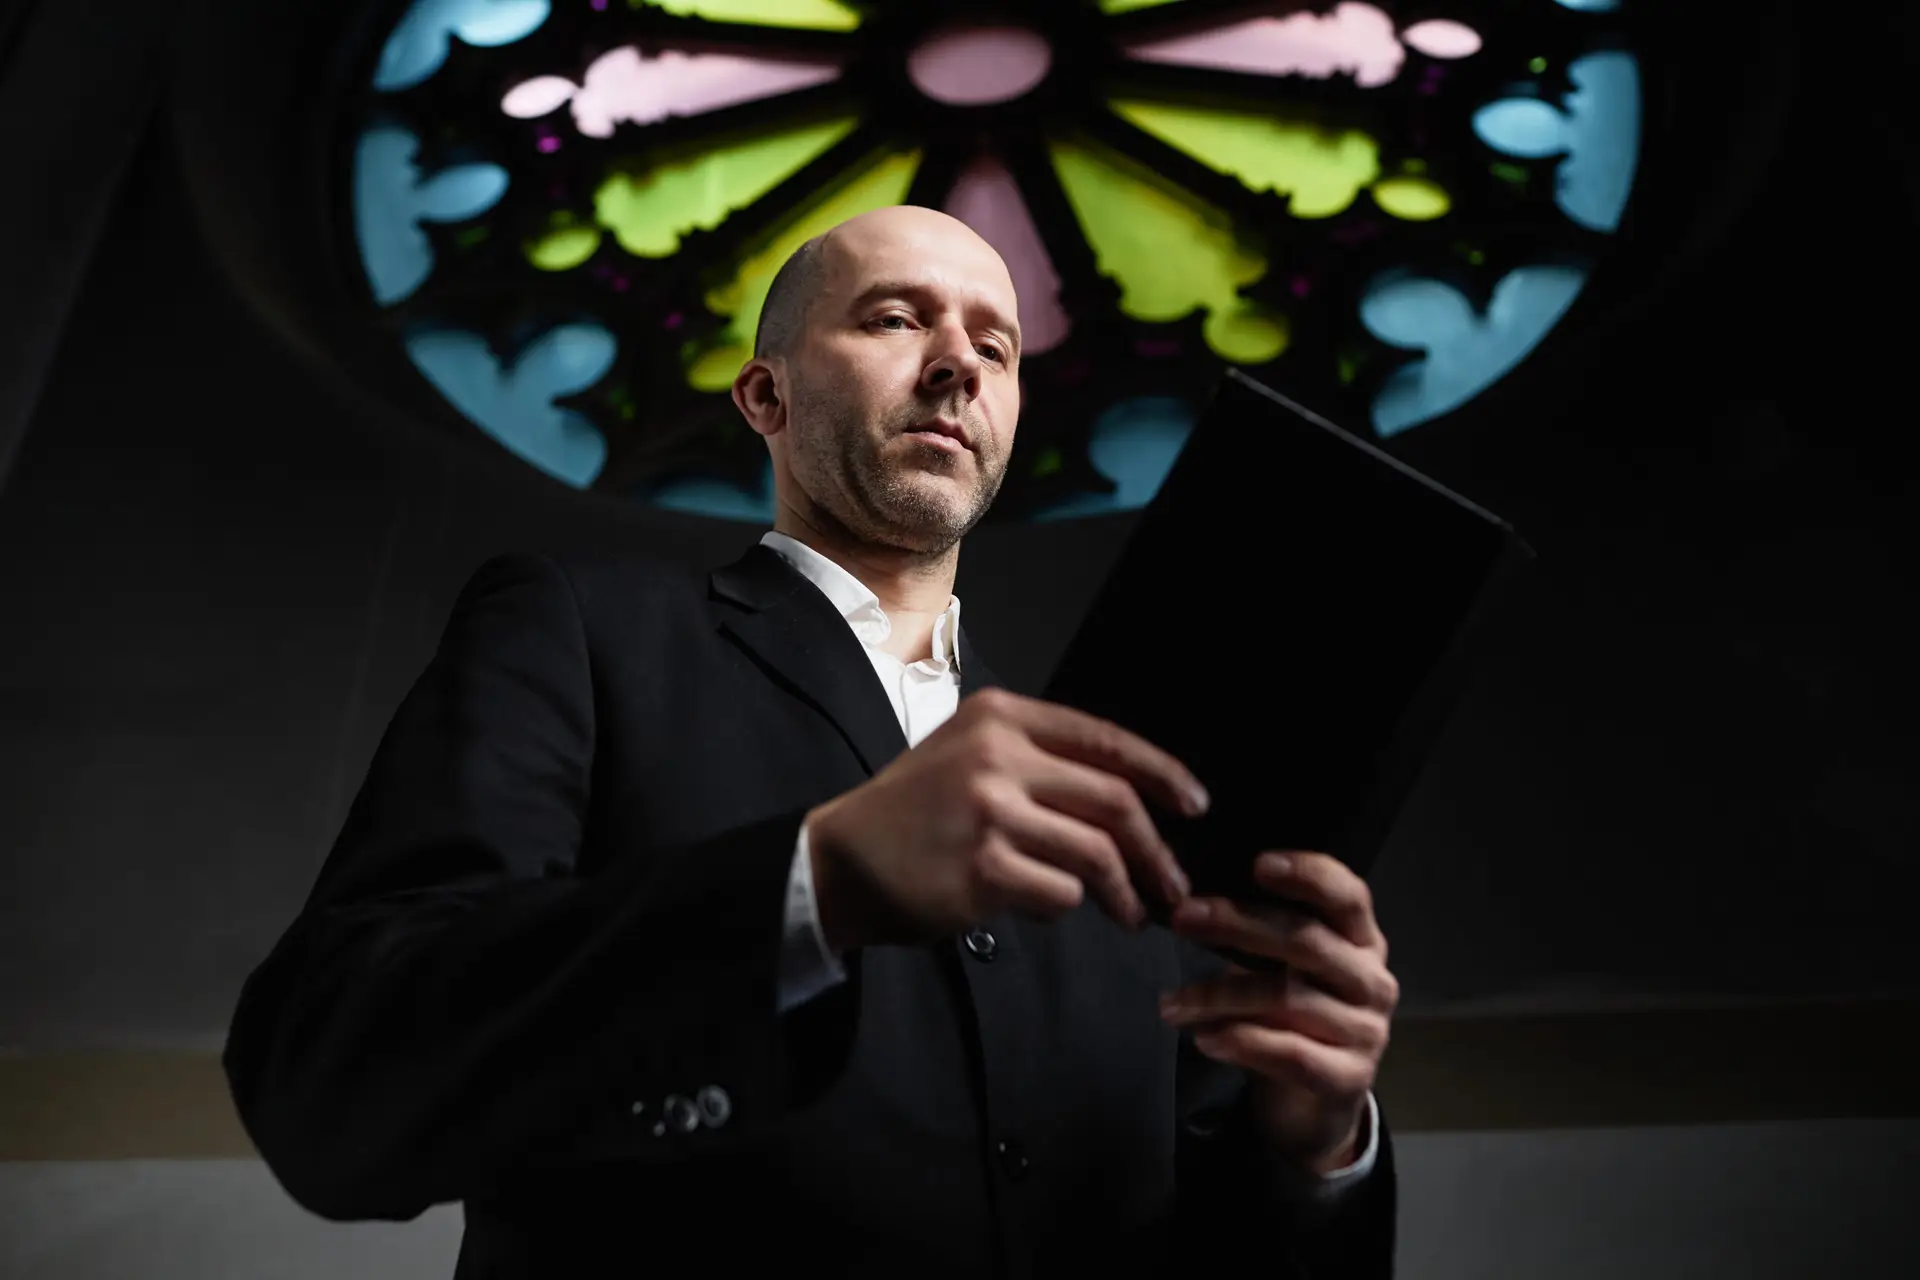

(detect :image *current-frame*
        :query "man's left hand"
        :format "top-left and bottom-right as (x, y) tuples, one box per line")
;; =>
(1159, 851), (1398, 1174)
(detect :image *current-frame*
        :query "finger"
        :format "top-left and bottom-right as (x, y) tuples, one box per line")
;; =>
(978, 781), (1146, 927)
(975, 833), (1086, 922)
(1191, 1025), (1378, 1100)
(1171, 898), (1397, 1011)
(1251, 852), (1382, 950)
(992, 690), (1211, 821)
(1160, 971), (1389, 1053)
(1023, 748), (1190, 907)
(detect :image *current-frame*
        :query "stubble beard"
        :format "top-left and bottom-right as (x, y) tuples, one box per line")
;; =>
(788, 375), (1006, 557)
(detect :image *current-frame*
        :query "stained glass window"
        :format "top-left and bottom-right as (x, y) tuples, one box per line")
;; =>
(350, 0), (1642, 522)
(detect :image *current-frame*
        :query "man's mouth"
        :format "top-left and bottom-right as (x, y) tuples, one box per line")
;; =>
(904, 418), (971, 453)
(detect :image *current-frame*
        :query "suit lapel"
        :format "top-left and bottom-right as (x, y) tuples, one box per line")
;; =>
(712, 541), (1007, 775)
(711, 542), (909, 776)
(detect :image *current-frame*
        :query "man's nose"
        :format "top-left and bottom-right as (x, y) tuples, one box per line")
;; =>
(921, 324), (982, 400)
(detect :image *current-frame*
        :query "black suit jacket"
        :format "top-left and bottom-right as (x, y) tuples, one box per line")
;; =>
(224, 543), (1396, 1279)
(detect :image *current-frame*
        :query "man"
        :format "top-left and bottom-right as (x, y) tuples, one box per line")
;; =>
(224, 206), (1400, 1279)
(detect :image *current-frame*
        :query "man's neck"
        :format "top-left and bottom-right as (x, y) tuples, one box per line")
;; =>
(772, 515), (959, 663)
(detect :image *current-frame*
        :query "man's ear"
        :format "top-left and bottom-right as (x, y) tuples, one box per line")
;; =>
(732, 358), (785, 439)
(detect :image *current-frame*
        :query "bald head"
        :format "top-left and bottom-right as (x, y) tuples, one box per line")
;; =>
(753, 207), (1016, 362)
(825, 203), (1000, 257)
(752, 234), (827, 360)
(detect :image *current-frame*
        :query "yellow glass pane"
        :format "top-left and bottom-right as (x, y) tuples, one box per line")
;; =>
(1372, 175), (1452, 220)
(686, 149), (921, 390)
(1111, 100), (1381, 219)
(527, 224), (602, 271)
(595, 118), (858, 259)
(1049, 140), (1286, 364)
(636, 0), (860, 31)
(1099, 0), (1187, 13)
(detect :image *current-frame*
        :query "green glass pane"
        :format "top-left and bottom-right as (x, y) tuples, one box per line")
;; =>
(1049, 140), (1286, 364)
(528, 223), (603, 270)
(1372, 176), (1451, 221)
(1099, 0), (1186, 13)
(1112, 101), (1382, 219)
(632, 0), (860, 31)
(687, 149), (921, 390)
(596, 118), (858, 259)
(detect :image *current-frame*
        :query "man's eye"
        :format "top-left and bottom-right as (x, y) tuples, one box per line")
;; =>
(976, 343), (1005, 362)
(874, 315), (910, 330)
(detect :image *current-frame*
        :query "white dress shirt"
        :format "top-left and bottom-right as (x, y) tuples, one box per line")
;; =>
(758, 530), (1379, 1195)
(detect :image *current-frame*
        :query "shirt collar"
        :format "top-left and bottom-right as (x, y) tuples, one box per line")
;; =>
(759, 530), (964, 673)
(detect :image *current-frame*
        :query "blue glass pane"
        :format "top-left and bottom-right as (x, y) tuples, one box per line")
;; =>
(1554, 0), (1620, 11)
(1474, 51), (1641, 233)
(1031, 396), (1196, 521)
(1362, 264), (1589, 437)
(1558, 52), (1641, 233)
(354, 127), (508, 305)
(404, 324), (615, 487)
(373, 0), (551, 93)
(644, 458), (778, 522)
(1471, 99), (1566, 158)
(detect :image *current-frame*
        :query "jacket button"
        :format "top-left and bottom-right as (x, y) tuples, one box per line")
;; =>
(964, 928), (998, 961)
(662, 1094), (700, 1134)
(696, 1085), (733, 1128)
(996, 1138), (1030, 1181)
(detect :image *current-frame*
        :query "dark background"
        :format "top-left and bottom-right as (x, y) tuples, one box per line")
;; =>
(1, 0), (1915, 1050)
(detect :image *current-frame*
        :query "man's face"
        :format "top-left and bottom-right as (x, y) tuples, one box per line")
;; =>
(775, 212), (1022, 556)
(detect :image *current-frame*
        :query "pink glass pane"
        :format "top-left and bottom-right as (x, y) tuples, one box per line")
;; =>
(502, 76), (579, 119)
(501, 46), (841, 137)
(908, 26), (1053, 106)
(1125, 1), (1405, 89)
(1402, 20), (1482, 59)
(944, 154), (1070, 356)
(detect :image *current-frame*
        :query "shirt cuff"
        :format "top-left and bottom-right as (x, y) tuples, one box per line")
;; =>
(776, 821), (849, 1015)
(1308, 1091), (1381, 1201)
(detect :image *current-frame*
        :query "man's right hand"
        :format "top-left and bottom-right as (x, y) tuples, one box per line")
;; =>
(803, 687), (1210, 954)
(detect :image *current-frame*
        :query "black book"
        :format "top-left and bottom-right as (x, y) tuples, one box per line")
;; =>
(1041, 369), (1534, 940)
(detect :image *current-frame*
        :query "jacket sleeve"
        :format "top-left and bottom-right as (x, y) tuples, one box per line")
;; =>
(1171, 936), (1397, 1278)
(222, 552), (862, 1222)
